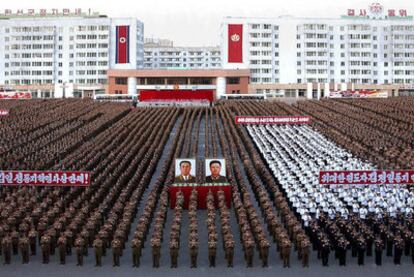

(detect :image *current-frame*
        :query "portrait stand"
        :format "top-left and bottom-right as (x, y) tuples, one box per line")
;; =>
(169, 183), (231, 209)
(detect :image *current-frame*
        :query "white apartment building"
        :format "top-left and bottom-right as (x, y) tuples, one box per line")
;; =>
(144, 44), (221, 69)
(221, 4), (414, 96)
(0, 9), (144, 98)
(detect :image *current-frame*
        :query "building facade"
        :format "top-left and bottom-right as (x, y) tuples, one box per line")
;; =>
(107, 69), (250, 100)
(221, 3), (414, 96)
(144, 44), (221, 69)
(0, 9), (144, 98)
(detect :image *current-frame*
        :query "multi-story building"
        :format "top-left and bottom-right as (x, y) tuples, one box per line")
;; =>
(221, 3), (414, 97)
(144, 39), (221, 69)
(0, 9), (144, 98)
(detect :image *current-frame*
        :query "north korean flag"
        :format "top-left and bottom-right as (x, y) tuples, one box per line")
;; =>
(228, 24), (243, 63)
(116, 25), (130, 64)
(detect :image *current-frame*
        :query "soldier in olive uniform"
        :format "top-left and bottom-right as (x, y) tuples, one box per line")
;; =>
(151, 238), (161, 268)
(112, 238), (122, 267)
(260, 240), (270, 267)
(170, 240), (179, 268)
(57, 236), (67, 265)
(2, 235), (12, 264)
(244, 239), (254, 267)
(93, 237), (103, 267)
(19, 236), (30, 264)
(40, 234), (51, 264)
(281, 240), (291, 268)
(225, 240), (234, 267)
(189, 240), (198, 268)
(208, 240), (217, 267)
(131, 238), (142, 267)
(301, 238), (311, 267)
(75, 237), (85, 266)
(28, 229), (37, 256)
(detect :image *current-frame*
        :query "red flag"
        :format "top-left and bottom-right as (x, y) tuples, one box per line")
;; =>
(116, 25), (129, 64)
(228, 24), (243, 63)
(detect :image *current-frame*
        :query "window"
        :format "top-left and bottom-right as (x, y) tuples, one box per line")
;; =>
(227, 77), (240, 85)
(115, 78), (127, 85)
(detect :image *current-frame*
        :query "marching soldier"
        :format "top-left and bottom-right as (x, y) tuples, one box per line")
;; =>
(374, 236), (384, 266)
(75, 236), (85, 266)
(301, 238), (311, 267)
(11, 229), (19, 255)
(225, 240), (234, 267)
(244, 239), (254, 267)
(151, 238), (161, 268)
(57, 236), (67, 265)
(40, 234), (51, 264)
(169, 240), (179, 268)
(112, 238), (122, 267)
(131, 238), (142, 267)
(2, 235), (12, 264)
(19, 235), (30, 264)
(65, 230), (74, 255)
(337, 238), (348, 266)
(260, 240), (270, 267)
(321, 238), (330, 267)
(28, 229), (37, 256)
(208, 240), (217, 267)
(93, 237), (103, 267)
(189, 240), (198, 268)
(394, 236), (403, 265)
(281, 239), (291, 268)
(357, 237), (366, 266)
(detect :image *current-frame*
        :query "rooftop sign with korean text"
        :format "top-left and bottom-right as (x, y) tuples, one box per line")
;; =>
(343, 3), (412, 20)
(0, 8), (99, 18)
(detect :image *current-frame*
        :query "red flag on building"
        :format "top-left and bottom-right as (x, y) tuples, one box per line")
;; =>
(116, 25), (130, 64)
(228, 24), (243, 63)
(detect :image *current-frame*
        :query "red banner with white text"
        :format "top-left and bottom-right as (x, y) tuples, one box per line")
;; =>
(0, 171), (90, 187)
(235, 116), (311, 124)
(319, 170), (414, 185)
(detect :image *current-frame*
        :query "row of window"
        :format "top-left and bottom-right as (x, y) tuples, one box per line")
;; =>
(144, 63), (220, 68)
(5, 78), (108, 85)
(144, 51), (220, 56)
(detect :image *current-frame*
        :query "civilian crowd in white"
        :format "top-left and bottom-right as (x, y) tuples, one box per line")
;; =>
(248, 124), (414, 226)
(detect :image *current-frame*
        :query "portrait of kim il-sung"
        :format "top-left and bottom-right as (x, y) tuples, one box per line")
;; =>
(205, 159), (227, 183)
(174, 159), (196, 183)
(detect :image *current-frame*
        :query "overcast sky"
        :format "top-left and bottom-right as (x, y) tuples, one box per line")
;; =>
(2, 0), (414, 46)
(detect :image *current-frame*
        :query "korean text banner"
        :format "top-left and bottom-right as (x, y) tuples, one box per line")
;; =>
(319, 170), (414, 185)
(0, 171), (90, 187)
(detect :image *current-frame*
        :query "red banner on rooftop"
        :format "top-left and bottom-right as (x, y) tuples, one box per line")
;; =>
(0, 171), (90, 187)
(319, 170), (414, 185)
(235, 116), (311, 125)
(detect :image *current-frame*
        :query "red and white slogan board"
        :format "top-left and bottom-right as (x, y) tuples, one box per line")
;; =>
(228, 24), (243, 63)
(319, 170), (414, 185)
(0, 109), (9, 116)
(116, 25), (130, 64)
(0, 171), (90, 187)
(235, 116), (312, 125)
(0, 92), (31, 99)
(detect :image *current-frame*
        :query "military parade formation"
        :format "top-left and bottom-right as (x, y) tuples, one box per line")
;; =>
(0, 98), (414, 269)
